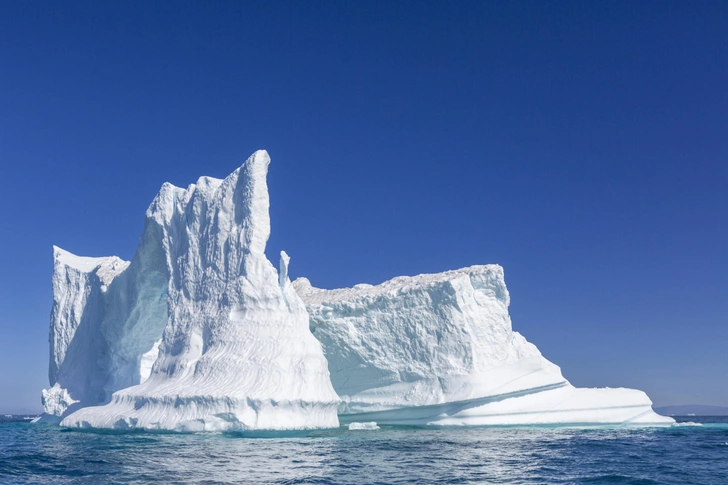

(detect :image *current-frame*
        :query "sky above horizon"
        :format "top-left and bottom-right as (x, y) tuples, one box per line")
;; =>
(1, 1), (726, 414)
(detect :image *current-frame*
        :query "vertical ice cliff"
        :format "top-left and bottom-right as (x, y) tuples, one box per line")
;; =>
(44, 151), (340, 431)
(294, 267), (673, 426)
(42, 249), (130, 418)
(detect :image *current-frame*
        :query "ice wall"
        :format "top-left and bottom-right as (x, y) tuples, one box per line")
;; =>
(43, 249), (130, 418)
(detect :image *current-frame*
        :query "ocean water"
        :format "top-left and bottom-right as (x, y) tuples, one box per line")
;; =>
(1, 417), (727, 484)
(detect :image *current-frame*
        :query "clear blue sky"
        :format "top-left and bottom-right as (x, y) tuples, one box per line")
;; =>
(0, 1), (726, 414)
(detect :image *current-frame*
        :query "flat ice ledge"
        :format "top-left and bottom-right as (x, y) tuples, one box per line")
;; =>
(294, 264), (509, 306)
(52, 246), (125, 274)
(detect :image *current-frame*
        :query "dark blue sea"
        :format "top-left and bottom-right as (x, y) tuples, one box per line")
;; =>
(1, 416), (727, 484)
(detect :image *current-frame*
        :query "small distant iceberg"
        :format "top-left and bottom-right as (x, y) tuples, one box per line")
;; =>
(1, 415), (39, 423)
(348, 422), (379, 430)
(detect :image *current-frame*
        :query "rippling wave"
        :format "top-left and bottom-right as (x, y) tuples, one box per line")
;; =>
(1, 417), (727, 484)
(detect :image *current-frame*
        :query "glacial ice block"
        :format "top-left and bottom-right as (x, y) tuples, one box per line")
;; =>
(294, 266), (673, 427)
(45, 150), (340, 431)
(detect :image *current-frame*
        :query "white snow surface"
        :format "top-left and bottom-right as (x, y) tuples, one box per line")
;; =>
(44, 150), (339, 431)
(293, 267), (673, 427)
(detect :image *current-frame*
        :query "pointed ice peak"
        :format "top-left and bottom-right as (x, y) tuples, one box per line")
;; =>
(232, 149), (271, 256)
(294, 264), (510, 306)
(235, 149), (270, 176)
(142, 149), (273, 278)
(157, 150), (269, 193)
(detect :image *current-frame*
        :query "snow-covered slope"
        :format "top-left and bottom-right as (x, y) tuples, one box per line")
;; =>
(43, 150), (340, 432)
(294, 267), (673, 427)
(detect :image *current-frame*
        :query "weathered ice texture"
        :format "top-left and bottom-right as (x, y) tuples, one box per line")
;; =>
(294, 267), (673, 427)
(43, 151), (340, 432)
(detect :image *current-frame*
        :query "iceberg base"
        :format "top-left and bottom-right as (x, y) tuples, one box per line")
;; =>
(61, 394), (340, 433)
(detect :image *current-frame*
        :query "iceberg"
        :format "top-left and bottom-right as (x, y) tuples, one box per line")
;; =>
(42, 148), (671, 431)
(43, 150), (340, 432)
(294, 266), (673, 427)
